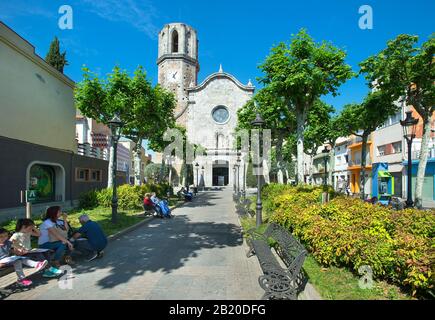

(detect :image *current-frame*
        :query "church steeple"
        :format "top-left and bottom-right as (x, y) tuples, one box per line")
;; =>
(157, 23), (200, 125)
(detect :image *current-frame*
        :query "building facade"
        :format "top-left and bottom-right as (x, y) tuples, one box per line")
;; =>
(333, 137), (350, 192)
(347, 134), (373, 196)
(372, 108), (404, 198)
(156, 23), (254, 188)
(0, 22), (107, 221)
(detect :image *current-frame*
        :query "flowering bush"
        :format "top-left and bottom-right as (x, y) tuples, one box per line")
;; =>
(263, 183), (435, 297)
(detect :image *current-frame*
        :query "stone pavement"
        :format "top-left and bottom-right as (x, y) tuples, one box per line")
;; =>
(5, 187), (265, 300)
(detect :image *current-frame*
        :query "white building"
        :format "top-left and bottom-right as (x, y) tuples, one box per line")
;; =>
(333, 137), (350, 191)
(157, 23), (254, 188)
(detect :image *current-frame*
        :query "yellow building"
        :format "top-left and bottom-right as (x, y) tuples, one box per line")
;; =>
(347, 135), (373, 195)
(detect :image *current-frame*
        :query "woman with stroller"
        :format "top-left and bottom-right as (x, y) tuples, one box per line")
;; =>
(143, 193), (163, 218)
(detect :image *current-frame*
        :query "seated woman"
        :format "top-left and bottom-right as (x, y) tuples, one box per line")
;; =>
(38, 206), (74, 268)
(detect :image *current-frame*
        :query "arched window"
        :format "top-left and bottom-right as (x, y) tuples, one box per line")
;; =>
(172, 30), (179, 53)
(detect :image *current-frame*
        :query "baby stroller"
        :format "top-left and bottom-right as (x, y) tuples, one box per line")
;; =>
(155, 200), (172, 218)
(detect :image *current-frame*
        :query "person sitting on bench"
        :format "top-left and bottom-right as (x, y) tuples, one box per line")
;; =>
(180, 187), (193, 201)
(0, 228), (48, 287)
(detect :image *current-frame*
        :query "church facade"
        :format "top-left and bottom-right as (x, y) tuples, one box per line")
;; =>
(157, 23), (254, 187)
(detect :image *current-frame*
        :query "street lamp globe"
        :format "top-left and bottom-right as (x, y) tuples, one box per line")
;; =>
(400, 111), (418, 140)
(108, 113), (123, 140)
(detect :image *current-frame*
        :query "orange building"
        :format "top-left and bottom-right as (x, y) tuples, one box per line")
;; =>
(347, 134), (374, 195)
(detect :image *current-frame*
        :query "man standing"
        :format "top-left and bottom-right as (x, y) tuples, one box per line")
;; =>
(71, 215), (107, 262)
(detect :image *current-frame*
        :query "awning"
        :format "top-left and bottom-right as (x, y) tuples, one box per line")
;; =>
(378, 171), (392, 178)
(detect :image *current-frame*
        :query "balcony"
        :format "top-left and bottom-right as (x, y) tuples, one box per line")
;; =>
(77, 142), (109, 160)
(348, 157), (372, 167)
(410, 148), (435, 160)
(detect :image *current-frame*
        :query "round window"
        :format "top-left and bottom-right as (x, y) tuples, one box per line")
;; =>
(212, 106), (229, 124)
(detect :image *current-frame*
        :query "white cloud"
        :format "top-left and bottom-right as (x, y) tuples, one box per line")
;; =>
(81, 0), (159, 39)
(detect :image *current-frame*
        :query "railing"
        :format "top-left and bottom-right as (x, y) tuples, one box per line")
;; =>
(348, 158), (372, 167)
(77, 142), (109, 160)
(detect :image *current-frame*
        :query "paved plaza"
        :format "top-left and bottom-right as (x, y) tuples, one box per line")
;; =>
(5, 188), (266, 300)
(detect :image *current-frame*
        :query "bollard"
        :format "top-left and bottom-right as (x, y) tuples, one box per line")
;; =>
(26, 202), (32, 219)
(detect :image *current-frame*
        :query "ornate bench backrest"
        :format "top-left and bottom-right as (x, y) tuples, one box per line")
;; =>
(269, 223), (307, 276)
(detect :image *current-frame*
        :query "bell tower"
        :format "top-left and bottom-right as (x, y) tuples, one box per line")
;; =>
(157, 23), (199, 126)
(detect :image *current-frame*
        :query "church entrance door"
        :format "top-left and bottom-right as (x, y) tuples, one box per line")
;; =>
(212, 161), (229, 186)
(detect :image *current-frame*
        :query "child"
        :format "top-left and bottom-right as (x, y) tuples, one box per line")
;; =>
(0, 227), (48, 287)
(11, 219), (63, 278)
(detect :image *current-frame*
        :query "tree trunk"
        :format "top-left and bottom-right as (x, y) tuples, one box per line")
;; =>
(309, 153), (315, 185)
(159, 158), (166, 183)
(108, 143), (114, 188)
(329, 143), (335, 189)
(415, 116), (431, 208)
(133, 138), (142, 186)
(360, 134), (368, 200)
(296, 110), (307, 184)
(168, 157), (172, 185)
(276, 130), (284, 184)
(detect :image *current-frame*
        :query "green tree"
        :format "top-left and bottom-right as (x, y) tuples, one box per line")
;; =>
(303, 100), (335, 184)
(45, 36), (68, 73)
(258, 29), (354, 184)
(237, 86), (295, 183)
(75, 66), (176, 187)
(338, 92), (399, 199)
(359, 34), (435, 208)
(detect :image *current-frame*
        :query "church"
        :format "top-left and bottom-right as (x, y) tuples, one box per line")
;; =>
(156, 23), (255, 188)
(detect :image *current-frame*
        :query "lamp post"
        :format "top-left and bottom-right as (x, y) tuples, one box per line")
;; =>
(236, 153), (241, 195)
(195, 163), (199, 187)
(242, 154), (246, 201)
(233, 165), (236, 193)
(108, 114), (123, 224)
(201, 166), (205, 191)
(195, 162), (199, 195)
(400, 111), (418, 208)
(322, 146), (329, 187)
(251, 105), (265, 228)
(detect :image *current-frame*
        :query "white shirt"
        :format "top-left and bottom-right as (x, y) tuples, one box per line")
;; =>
(38, 220), (56, 245)
(10, 232), (31, 250)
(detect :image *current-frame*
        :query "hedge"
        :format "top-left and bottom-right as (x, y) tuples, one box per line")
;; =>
(79, 183), (173, 210)
(261, 183), (435, 297)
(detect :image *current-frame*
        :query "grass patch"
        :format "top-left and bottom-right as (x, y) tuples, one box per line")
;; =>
(303, 255), (411, 300)
(239, 214), (412, 300)
(1, 207), (145, 238)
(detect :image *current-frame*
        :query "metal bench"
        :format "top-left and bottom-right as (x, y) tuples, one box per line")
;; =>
(0, 266), (39, 299)
(235, 198), (255, 217)
(246, 223), (307, 300)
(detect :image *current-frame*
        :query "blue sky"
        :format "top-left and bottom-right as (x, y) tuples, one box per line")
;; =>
(1, 0), (433, 152)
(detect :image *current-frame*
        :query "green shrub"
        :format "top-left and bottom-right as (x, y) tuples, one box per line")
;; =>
(78, 189), (99, 209)
(78, 183), (173, 211)
(96, 187), (112, 207)
(263, 183), (435, 297)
